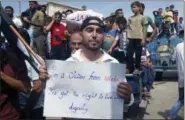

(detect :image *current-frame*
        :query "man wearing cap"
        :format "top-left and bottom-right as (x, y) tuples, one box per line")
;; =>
(67, 17), (134, 112)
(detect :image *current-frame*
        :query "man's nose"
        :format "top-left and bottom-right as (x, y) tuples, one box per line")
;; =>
(75, 44), (79, 47)
(92, 31), (97, 39)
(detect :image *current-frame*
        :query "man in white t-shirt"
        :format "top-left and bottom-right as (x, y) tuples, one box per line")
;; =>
(66, 17), (134, 119)
(170, 42), (184, 119)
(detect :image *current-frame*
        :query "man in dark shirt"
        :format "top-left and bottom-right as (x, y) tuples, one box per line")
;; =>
(0, 47), (48, 120)
(0, 48), (31, 120)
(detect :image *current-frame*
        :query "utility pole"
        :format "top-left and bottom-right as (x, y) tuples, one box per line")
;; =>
(19, 0), (21, 15)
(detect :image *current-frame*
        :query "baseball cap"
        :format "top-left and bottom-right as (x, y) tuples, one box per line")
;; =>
(80, 16), (104, 31)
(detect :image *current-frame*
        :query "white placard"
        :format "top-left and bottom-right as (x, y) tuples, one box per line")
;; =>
(44, 60), (125, 119)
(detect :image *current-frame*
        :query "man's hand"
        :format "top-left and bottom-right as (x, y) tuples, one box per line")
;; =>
(141, 39), (146, 46)
(107, 48), (113, 54)
(146, 37), (153, 43)
(32, 80), (44, 93)
(117, 82), (132, 102)
(39, 66), (49, 82)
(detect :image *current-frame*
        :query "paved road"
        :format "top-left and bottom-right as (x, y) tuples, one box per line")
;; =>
(143, 80), (184, 119)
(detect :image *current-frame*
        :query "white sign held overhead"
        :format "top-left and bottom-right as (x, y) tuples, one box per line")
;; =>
(66, 10), (104, 32)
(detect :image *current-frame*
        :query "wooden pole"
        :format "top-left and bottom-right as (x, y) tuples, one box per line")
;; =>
(9, 25), (43, 66)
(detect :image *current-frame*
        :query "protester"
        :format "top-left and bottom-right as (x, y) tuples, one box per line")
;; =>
(140, 3), (156, 43)
(178, 17), (184, 32)
(103, 16), (119, 53)
(115, 8), (124, 18)
(112, 8), (124, 30)
(140, 46), (155, 99)
(127, 1), (148, 74)
(41, 5), (47, 16)
(173, 10), (178, 33)
(17, 29), (46, 120)
(5, 6), (22, 28)
(153, 8), (164, 34)
(70, 32), (83, 54)
(169, 4), (177, 34)
(23, 1), (38, 21)
(44, 11), (68, 60)
(163, 7), (174, 34)
(31, 5), (47, 58)
(0, 47), (48, 120)
(170, 41), (184, 119)
(67, 17), (134, 109)
(108, 17), (128, 63)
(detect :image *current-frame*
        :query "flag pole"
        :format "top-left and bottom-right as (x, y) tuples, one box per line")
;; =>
(9, 25), (44, 66)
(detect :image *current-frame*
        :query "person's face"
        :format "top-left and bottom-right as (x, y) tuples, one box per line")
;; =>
(5, 8), (13, 18)
(170, 6), (174, 10)
(118, 24), (125, 30)
(70, 33), (83, 53)
(55, 15), (61, 23)
(180, 19), (183, 23)
(166, 8), (170, 12)
(82, 24), (104, 51)
(117, 10), (123, 17)
(132, 5), (140, 14)
(29, 2), (37, 10)
(41, 6), (46, 13)
(104, 20), (112, 29)
(158, 8), (163, 13)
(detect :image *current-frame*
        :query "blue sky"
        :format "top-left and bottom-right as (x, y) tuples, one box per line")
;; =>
(1, 0), (184, 20)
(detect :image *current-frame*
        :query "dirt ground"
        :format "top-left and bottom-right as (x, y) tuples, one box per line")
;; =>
(143, 80), (184, 119)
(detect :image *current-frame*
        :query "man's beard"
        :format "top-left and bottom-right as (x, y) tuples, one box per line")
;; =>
(84, 42), (102, 51)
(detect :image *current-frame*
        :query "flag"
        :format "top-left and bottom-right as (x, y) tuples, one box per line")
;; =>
(0, 4), (39, 73)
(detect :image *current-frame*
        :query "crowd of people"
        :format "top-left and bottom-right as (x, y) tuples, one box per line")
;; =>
(153, 4), (184, 37)
(0, 0), (184, 120)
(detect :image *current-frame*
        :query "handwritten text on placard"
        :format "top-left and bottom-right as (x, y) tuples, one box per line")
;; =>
(44, 60), (126, 119)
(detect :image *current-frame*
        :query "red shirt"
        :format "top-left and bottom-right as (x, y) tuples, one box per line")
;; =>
(51, 23), (67, 47)
(174, 15), (178, 23)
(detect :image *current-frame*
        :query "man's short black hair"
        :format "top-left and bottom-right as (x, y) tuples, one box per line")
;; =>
(66, 9), (73, 13)
(5, 6), (14, 12)
(54, 11), (62, 17)
(166, 7), (169, 9)
(37, 5), (41, 10)
(170, 4), (174, 8)
(81, 16), (104, 31)
(131, 1), (141, 8)
(158, 8), (162, 10)
(104, 17), (115, 24)
(41, 4), (47, 8)
(179, 17), (183, 20)
(29, 1), (38, 4)
(140, 2), (145, 9)
(115, 8), (122, 15)
(116, 17), (127, 26)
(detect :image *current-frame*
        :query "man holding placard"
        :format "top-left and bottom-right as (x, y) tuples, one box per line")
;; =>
(44, 16), (134, 119)
(66, 16), (134, 115)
